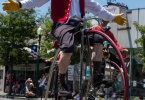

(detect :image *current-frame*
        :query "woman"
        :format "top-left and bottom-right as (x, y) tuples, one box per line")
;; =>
(25, 78), (36, 97)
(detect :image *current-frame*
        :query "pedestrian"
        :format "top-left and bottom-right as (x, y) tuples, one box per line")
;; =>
(2, 0), (127, 98)
(38, 73), (46, 97)
(25, 78), (35, 97)
(25, 82), (36, 97)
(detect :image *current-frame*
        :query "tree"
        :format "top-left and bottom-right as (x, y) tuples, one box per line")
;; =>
(0, 9), (39, 94)
(37, 12), (55, 60)
(133, 21), (145, 71)
(0, 10), (39, 65)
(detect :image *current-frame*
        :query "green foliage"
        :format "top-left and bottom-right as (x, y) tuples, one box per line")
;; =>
(37, 12), (55, 60)
(0, 9), (38, 66)
(133, 21), (145, 71)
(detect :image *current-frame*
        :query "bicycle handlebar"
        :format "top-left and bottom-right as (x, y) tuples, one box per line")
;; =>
(65, 15), (102, 26)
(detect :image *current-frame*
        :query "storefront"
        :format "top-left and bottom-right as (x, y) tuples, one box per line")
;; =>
(0, 66), (5, 93)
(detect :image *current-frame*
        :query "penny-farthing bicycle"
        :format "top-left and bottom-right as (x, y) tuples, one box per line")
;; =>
(44, 16), (129, 100)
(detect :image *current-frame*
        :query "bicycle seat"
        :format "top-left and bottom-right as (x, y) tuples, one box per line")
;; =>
(102, 26), (111, 32)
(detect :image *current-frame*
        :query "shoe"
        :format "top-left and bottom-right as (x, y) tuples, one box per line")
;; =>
(96, 84), (105, 97)
(87, 95), (95, 100)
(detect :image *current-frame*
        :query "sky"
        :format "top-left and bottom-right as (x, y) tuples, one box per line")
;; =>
(0, 0), (145, 15)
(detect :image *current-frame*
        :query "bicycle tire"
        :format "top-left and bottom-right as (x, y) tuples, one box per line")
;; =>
(45, 48), (60, 100)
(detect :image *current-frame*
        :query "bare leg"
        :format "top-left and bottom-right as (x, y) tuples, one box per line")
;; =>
(91, 43), (103, 62)
(91, 43), (105, 96)
(58, 52), (72, 74)
(91, 43), (103, 85)
(57, 52), (72, 91)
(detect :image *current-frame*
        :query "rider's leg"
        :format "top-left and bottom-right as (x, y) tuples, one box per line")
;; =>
(52, 24), (75, 91)
(91, 43), (103, 85)
(58, 52), (72, 90)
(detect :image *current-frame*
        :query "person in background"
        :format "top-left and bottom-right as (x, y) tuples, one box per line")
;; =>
(92, 20), (128, 96)
(92, 20), (128, 68)
(12, 81), (20, 94)
(25, 82), (36, 97)
(25, 78), (36, 97)
(38, 73), (46, 97)
(2, 0), (127, 97)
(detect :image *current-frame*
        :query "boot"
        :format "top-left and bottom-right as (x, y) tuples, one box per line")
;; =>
(58, 73), (72, 96)
(58, 73), (69, 91)
(92, 61), (105, 87)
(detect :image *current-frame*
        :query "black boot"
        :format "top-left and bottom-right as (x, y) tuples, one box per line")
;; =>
(58, 73), (69, 91)
(92, 61), (104, 87)
(58, 74), (72, 98)
(92, 61), (105, 96)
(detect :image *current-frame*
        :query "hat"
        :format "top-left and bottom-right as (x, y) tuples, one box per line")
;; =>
(25, 78), (33, 83)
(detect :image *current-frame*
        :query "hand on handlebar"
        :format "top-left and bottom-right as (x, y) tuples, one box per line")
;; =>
(113, 13), (127, 26)
(2, 0), (20, 13)
(120, 48), (129, 58)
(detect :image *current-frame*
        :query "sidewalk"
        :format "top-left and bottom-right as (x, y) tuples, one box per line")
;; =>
(0, 91), (143, 100)
(0, 91), (53, 100)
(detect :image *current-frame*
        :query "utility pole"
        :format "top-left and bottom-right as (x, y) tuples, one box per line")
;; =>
(35, 26), (42, 89)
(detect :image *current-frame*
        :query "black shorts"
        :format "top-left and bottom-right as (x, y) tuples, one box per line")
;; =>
(52, 23), (103, 53)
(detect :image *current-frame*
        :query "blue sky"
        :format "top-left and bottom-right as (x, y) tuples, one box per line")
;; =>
(0, 0), (145, 15)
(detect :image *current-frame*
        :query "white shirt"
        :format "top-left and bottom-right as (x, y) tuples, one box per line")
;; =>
(20, 0), (114, 21)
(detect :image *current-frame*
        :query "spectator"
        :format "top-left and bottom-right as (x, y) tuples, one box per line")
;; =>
(25, 83), (36, 97)
(38, 73), (46, 97)
(25, 78), (36, 97)
(12, 81), (20, 94)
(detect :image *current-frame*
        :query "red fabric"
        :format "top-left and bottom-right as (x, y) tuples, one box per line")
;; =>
(57, 54), (61, 61)
(52, 40), (59, 49)
(80, 0), (85, 17)
(51, 0), (85, 22)
(92, 26), (124, 51)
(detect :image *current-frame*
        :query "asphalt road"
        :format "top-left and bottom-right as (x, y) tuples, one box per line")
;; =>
(0, 97), (54, 100)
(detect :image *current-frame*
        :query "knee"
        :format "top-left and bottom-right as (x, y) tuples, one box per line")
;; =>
(62, 52), (72, 58)
(94, 34), (103, 44)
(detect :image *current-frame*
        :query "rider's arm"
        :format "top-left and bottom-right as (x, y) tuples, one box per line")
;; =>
(2, 0), (50, 12)
(20, 0), (50, 9)
(105, 30), (125, 51)
(85, 0), (126, 26)
(92, 26), (126, 52)
(85, 0), (114, 21)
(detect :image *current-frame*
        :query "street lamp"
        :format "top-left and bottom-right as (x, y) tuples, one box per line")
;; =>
(35, 26), (42, 88)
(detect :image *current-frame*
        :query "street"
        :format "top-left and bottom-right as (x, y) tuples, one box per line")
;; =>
(0, 97), (53, 100)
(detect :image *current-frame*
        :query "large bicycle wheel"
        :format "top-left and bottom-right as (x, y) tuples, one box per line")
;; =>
(45, 48), (60, 100)
(85, 30), (129, 100)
